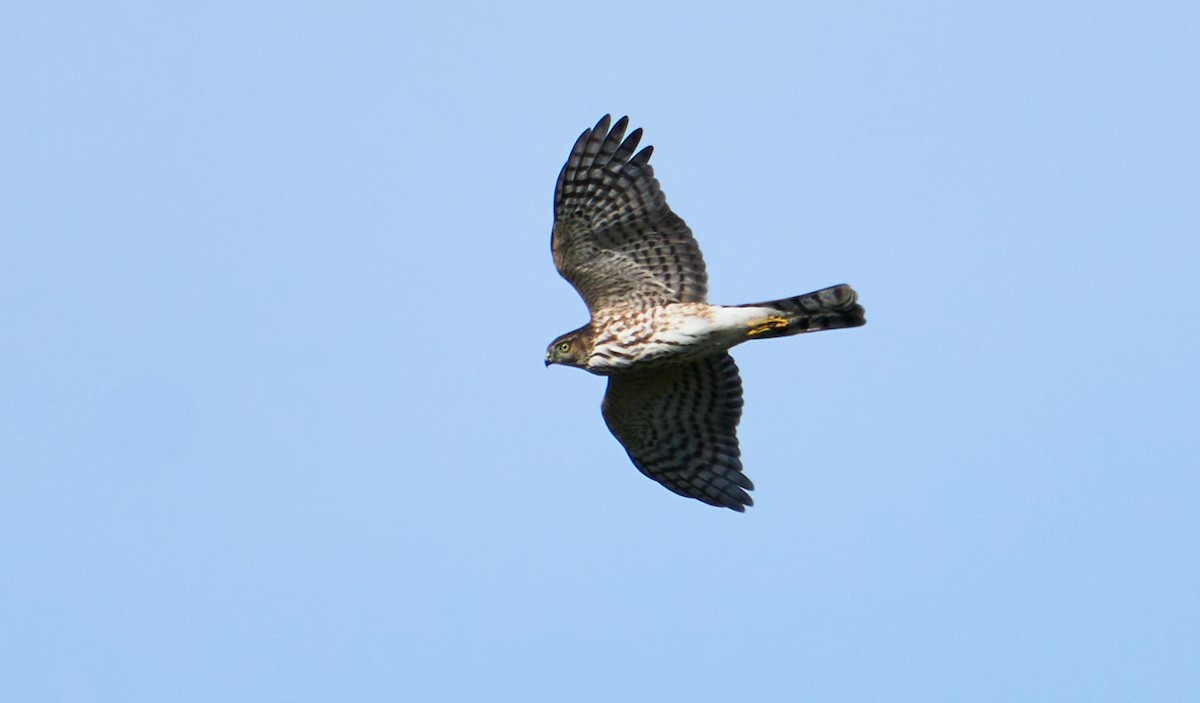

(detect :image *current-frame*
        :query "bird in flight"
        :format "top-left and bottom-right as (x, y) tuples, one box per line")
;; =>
(545, 115), (865, 511)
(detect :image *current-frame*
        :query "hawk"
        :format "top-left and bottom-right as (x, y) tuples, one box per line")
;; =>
(545, 115), (865, 511)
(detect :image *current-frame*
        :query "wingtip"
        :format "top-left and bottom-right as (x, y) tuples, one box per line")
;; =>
(727, 487), (754, 511)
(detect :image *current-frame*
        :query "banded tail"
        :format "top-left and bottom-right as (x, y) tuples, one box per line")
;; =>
(740, 284), (865, 339)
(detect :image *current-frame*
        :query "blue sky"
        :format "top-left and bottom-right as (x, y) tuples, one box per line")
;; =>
(2, 1), (1197, 700)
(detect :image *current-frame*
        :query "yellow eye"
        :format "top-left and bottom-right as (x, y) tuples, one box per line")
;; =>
(557, 341), (571, 353)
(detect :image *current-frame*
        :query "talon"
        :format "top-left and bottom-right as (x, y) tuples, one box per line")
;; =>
(748, 316), (789, 336)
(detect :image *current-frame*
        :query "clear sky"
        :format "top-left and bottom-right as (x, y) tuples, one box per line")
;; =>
(2, 1), (1197, 700)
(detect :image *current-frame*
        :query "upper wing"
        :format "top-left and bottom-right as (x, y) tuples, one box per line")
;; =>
(601, 353), (752, 511)
(552, 115), (708, 313)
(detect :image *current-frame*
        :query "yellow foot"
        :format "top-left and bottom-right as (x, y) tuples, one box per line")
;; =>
(747, 316), (789, 337)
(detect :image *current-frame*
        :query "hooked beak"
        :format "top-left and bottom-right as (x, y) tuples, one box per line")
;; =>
(544, 357), (552, 368)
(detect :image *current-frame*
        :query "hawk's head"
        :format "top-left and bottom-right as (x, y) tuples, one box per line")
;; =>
(545, 328), (591, 369)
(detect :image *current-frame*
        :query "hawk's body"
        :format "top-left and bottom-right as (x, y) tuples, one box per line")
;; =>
(568, 303), (761, 374)
(546, 115), (865, 511)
